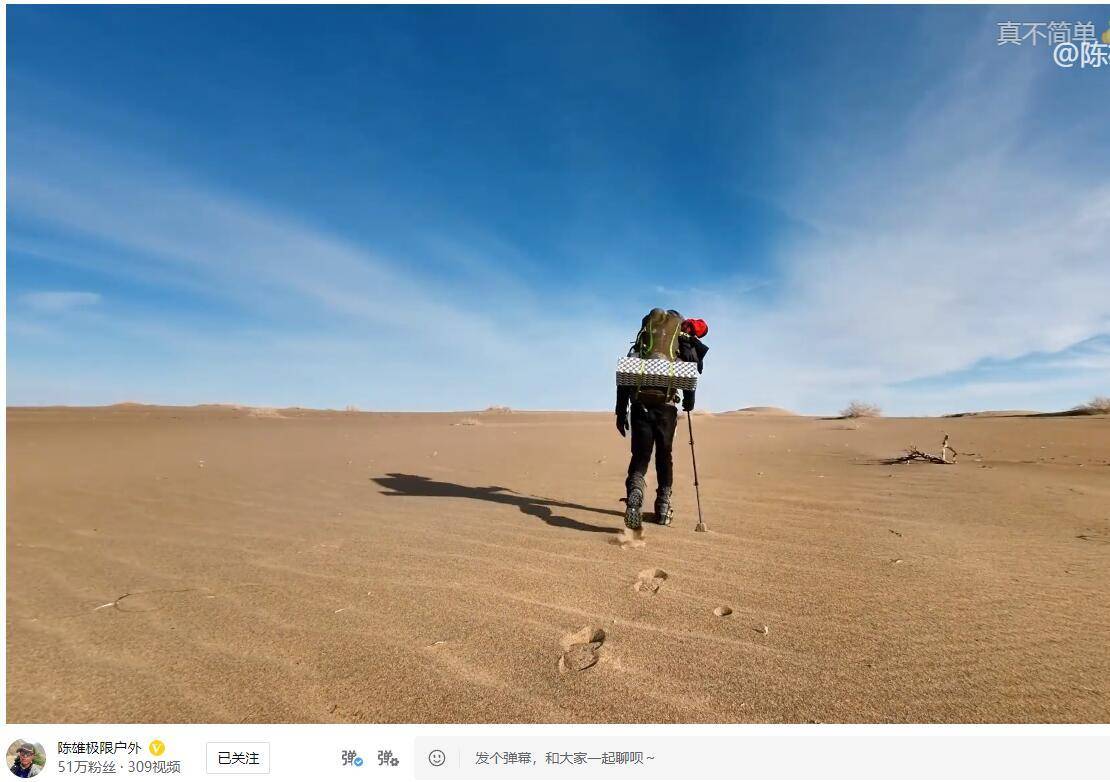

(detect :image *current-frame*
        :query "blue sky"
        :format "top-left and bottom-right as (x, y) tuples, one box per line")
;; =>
(7, 6), (1110, 414)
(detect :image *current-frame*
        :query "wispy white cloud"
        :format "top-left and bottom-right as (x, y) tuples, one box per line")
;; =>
(7, 129), (631, 410)
(672, 43), (1110, 415)
(18, 290), (102, 313)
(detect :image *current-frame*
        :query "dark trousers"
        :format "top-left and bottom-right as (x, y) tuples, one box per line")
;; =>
(626, 402), (678, 492)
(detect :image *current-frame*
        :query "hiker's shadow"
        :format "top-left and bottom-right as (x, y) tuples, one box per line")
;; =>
(372, 473), (622, 534)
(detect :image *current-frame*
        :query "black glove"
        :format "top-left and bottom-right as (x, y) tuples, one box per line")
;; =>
(682, 389), (696, 412)
(616, 410), (628, 437)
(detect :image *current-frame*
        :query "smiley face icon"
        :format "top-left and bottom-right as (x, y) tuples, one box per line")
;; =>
(427, 749), (446, 767)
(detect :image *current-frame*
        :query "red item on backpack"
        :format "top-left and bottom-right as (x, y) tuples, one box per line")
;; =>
(682, 318), (708, 338)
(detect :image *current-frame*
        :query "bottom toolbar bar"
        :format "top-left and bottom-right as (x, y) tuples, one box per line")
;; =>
(6, 725), (1107, 781)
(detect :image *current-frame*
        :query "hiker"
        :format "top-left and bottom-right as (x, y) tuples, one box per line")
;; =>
(616, 309), (708, 529)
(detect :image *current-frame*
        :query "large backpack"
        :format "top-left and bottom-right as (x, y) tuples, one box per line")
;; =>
(631, 309), (683, 405)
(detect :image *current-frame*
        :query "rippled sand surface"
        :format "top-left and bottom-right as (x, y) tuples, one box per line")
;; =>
(7, 405), (1109, 722)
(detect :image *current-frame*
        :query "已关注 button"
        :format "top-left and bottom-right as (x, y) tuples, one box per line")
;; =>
(206, 743), (270, 774)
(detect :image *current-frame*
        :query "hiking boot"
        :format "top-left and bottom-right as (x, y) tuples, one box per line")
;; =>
(653, 487), (674, 526)
(624, 474), (646, 530)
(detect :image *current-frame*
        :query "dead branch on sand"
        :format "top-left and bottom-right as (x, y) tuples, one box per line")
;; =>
(886, 434), (958, 465)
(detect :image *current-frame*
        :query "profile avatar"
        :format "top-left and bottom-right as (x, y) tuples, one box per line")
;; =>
(6, 742), (43, 779)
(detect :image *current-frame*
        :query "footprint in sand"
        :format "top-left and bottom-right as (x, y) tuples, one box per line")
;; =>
(612, 528), (646, 549)
(633, 568), (668, 595)
(713, 605), (733, 617)
(559, 626), (606, 673)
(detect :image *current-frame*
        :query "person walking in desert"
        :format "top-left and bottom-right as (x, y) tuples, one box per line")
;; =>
(616, 309), (708, 530)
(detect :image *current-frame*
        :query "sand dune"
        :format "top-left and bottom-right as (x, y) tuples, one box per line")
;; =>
(721, 406), (798, 416)
(6, 405), (1109, 723)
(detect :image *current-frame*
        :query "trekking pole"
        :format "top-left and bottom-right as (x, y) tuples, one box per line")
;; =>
(686, 410), (707, 532)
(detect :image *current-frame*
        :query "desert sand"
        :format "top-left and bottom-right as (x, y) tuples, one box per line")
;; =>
(6, 405), (1109, 723)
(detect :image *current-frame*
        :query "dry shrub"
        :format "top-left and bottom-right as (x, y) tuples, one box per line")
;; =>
(840, 400), (882, 418)
(1075, 396), (1110, 414)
